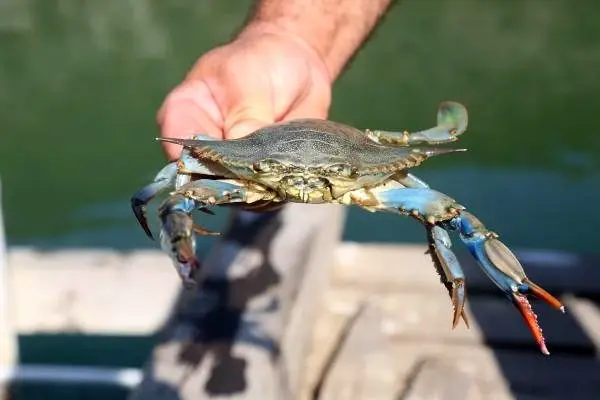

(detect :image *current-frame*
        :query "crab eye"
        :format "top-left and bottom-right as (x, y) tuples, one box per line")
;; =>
(306, 177), (327, 188)
(284, 176), (305, 187)
(327, 163), (353, 177)
(253, 159), (280, 173)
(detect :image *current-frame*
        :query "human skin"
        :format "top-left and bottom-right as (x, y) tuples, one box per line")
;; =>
(158, 0), (395, 161)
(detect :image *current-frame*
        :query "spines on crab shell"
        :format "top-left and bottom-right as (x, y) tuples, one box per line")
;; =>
(358, 148), (466, 175)
(190, 146), (264, 170)
(157, 138), (226, 163)
(191, 146), (226, 163)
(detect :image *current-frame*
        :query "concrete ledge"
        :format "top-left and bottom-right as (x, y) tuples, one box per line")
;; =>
(8, 248), (181, 335)
(5, 242), (600, 399)
(7, 243), (600, 339)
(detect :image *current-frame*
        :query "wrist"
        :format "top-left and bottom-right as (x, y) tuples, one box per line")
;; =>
(238, 1), (393, 81)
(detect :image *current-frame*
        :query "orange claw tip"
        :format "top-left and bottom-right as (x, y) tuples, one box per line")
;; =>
(521, 279), (565, 312)
(541, 344), (550, 356)
(512, 293), (550, 355)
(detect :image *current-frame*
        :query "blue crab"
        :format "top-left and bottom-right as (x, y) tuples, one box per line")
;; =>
(131, 101), (565, 354)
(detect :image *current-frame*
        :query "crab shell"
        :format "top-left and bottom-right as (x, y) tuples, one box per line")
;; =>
(173, 119), (461, 204)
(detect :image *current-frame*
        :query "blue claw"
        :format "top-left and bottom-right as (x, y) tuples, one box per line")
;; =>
(155, 179), (248, 286)
(365, 101), (469, 146)
(131, 162), (178, 240)
(427, 226), (470, 329)
(363, 185), (470, 328)
(409, 101), (468, 144)
(450, 211), (565, 355)
(158, 194), (204, 287)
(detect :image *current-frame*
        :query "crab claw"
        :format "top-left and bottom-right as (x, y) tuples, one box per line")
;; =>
(450, 280), (469, 329)
(132, 180), (170, 240)
(158, 195), (204, 287)
(451, 211), (565, 355)
(408, 101), (469, 144)
(131, 162), (179, 240)
(426, 226), (470, 329)
(436, 101), (469, 136)
(131, 194), (154, 239)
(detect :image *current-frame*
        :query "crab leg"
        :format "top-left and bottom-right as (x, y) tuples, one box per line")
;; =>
(157, 179), (271, 286)
(131, 134), (223, 240)
(366, 101), (468, 146)
(351, 182), (564, 354)
(447, 210), (565, 355)
(395, 174), (470, 328)
(426, 225), (470, 328)
(351, 182), (470, 328)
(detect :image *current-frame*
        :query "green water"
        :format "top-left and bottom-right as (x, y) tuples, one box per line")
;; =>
(1, 0), (599, 254)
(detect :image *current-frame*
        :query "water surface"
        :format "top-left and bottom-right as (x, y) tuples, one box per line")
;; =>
(1, 0), (599, 254)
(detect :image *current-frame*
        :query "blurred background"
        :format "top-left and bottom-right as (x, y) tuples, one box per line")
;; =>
(0, 0), (599, 399)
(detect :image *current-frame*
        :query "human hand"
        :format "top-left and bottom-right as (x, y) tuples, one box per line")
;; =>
(157, 25), (333, 161)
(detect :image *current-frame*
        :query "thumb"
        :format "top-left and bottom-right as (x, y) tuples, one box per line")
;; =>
(224, 105), (274, 139)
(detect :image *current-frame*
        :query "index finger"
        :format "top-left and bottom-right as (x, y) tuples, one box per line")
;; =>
(157, 81), (224, 161)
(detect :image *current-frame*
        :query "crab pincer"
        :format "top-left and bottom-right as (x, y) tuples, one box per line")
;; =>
(426, 225), (470, 329)
(158, 194), (219, 287)
(450, 211), (565, 355)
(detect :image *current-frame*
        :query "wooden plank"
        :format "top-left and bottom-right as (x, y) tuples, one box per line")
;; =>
(562, 295), (600, 355)
(333, 243), (440, 292)
(317, 303), (397, 400)
(401, 358), (479, 400)
(325, 288), (594, 352)
(389, 343), (600, 400)
(334, 243), (600, 295)
(278, 205), (346, 398)
(300, 300), (359, 400)
(487, 352), (600, 398)
(129, 204), (345, 400)
(8, 249), (181, 334)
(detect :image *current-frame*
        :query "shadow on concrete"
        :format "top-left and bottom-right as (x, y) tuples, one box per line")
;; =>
(464, 251), (600, 399)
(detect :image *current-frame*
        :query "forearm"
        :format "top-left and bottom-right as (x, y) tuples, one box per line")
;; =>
(240, 0), (395, 81)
